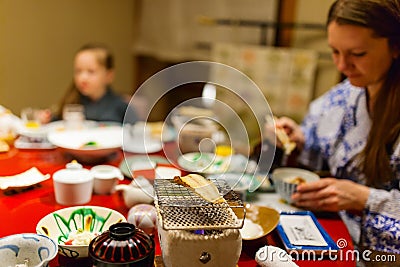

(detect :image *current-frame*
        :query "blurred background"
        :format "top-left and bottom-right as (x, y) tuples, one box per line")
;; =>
(0, 0), (337, 123)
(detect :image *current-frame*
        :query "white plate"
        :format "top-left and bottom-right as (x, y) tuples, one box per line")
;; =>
(276, 211), (339, 254)
(14, 135), (56, 150)
(178, 152), (250, 174)
(122, 124), (163, 153)
(119, 155), (170, 178)
(17, 125), (48, 138)
(46, 120), (100, 132)
(178, 152), (227, 174)
(207, 172), (253, 190)
(133, 121), (176, 143)
(160, 125), (175, 142)
(279, 214), (327, 246)
(47, 126), (122, 163)
(122, 137), (163, 154)
(17, 120), (100, 139)
(0, 167), (50, 191)
(146, 123), (175, 143)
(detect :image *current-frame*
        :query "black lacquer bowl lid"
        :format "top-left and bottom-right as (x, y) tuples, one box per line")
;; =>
(89, 222), (155, 267)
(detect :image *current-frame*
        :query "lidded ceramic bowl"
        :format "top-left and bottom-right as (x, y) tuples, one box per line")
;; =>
(89, 222), (155, 267)
(52, 161), (94, 205)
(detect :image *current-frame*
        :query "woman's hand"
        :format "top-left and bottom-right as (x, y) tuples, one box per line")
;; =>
(273, 116), (305, 150)
(291, 178), (370, 212)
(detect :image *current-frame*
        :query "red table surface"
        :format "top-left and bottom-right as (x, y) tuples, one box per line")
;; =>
(0, 146), (355, 267)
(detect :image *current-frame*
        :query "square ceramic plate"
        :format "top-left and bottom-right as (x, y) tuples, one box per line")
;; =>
(14, 135), (56, 150)
(0, 167), (50, 192)
(276, 211), (339, 255)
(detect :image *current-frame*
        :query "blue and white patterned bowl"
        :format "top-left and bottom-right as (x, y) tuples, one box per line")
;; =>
(272, 167), (320, 204)
(0, 233), (58, 267)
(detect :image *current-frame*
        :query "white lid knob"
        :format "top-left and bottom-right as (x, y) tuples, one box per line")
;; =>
(53, 161), (93, 184)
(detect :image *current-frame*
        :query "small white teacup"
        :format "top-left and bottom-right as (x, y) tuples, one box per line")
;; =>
(91, 165), (124, 195)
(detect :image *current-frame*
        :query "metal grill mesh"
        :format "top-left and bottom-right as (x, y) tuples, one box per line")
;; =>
(154, 179), (244, 230)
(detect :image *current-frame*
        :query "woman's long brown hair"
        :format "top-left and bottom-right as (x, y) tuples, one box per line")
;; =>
(56, 43), (114, 117)
(328, 0), (400, 187)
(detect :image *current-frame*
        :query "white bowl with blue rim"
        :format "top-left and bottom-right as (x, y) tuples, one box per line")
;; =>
(0, 233), (58, 267)
(272, 167), (320, 204)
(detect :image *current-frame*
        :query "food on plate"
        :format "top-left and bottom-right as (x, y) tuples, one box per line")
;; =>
(276, 128), (296, 155)
(173, 174), (225, 203)
(240, 218), (263, 239)
(214, 145), (234, 156)
(147, 121), (163, 137)
(64, 228), (99, 245)
(0, 140), (10, 152)
(80, 141), (99, 149)
(284, 176), (306, 185)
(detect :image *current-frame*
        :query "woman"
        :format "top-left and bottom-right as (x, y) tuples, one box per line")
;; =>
(275, 0), (400, 255)
(43, 43), (137, 124)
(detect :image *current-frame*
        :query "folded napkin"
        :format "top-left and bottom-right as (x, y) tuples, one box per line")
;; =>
(0, 167), (50, 191)
(255, 246), (299, 267)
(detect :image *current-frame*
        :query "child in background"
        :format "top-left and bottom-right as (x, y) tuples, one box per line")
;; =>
(42, 43), (137, 124)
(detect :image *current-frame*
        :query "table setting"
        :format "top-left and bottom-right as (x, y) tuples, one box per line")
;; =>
(0, 117), (356, 267)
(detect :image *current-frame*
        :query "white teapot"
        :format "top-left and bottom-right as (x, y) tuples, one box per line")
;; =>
(115, 176), (154, 208)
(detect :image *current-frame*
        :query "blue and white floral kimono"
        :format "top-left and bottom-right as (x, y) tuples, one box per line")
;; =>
(299, 79), (400, 253)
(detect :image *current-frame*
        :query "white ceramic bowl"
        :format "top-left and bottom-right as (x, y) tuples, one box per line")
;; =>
(36, 206), (126, 259)
(155, 165), (182, 179)
(47, 126), (122, 164)
(0, 233), (58, 267)
(272, 167), (320, 204)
